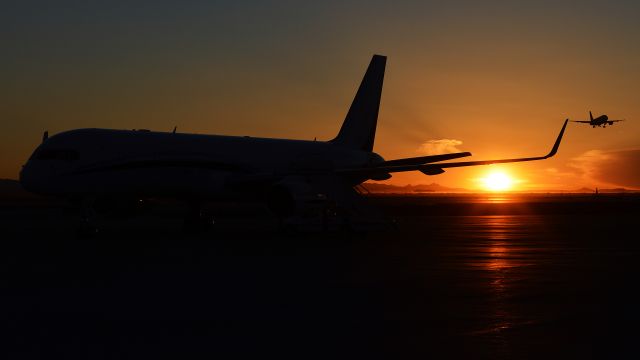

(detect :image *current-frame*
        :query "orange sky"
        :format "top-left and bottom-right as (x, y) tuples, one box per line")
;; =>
(2, 1), (640, 190)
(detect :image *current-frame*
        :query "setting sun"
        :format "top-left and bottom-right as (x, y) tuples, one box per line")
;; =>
(481, 171), (514, 191)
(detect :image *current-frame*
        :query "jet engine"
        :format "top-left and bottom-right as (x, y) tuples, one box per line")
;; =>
(266, 177), (327, 217)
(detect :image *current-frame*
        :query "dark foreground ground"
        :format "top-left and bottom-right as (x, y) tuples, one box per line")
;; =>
(1, 194), (639, 359)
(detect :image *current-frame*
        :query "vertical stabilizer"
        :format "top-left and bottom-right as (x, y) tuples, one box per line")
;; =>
(330, 55), (386, 152)
(589, 111), (593, 121)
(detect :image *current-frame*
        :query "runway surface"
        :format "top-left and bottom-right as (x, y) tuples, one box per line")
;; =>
(1, 194), (639, 359)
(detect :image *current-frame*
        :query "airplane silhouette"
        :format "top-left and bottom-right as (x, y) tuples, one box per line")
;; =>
(572, 111), (624, 128)
(19, 55), (568, 232)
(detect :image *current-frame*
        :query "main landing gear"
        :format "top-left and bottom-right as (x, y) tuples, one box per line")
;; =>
(76, 197), (99, 237)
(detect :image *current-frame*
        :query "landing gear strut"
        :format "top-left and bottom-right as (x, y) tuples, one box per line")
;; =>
(77, 197), (98, 237)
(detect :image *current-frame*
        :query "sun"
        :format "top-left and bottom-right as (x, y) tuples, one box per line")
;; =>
(481, 171), (514, 191)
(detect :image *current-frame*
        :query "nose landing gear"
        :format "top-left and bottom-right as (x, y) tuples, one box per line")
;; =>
(76, 197), (99, 237)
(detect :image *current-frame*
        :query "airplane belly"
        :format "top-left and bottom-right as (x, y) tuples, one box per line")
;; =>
(65, 167), (228, 198)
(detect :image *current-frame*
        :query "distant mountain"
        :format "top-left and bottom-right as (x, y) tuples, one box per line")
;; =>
(0, 178), (22, 191)
(1, 179), (468, 197)
(574, 187), (594, 193)
(571, 187), (639, 194)
(362, 182), (470, 194)
(363, 183), (640, 194)
(598, 188), (640, 193)
(3, 177), (637, 201)
(0, 178), (34, 199)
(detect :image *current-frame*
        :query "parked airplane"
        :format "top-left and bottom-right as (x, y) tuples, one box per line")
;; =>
(19, 55), (568, 232)
(572, 111), (624, 128)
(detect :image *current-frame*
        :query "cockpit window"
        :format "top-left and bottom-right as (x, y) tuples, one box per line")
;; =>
(35, 149), (80, 161)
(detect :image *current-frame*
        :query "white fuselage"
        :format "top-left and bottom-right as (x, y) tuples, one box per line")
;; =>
(20, 128), (382, 200)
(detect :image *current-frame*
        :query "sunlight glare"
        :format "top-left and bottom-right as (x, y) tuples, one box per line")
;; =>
(482, 171), (514, 191)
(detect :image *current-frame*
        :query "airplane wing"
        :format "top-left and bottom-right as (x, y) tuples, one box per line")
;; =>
(571, 120), (592, 123)
(609, 120), (625, 122)
(337, 119), (568, 177)
(379, 152), (471, 166)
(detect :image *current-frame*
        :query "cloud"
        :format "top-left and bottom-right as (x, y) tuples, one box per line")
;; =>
(569, 148), (640, 189)
(417, 139), (463, 155)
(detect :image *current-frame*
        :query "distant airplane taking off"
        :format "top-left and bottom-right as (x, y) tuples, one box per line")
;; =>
(571, 111), (624, 128)
(20, 55), (568, 232)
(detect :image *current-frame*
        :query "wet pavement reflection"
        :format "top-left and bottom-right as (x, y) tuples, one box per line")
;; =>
(3, 194), (640, 358)
(391, 206), (640, 359)
(463, 216), (542, 355)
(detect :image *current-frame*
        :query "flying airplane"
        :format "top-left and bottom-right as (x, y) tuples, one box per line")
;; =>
(19, 55), (568, 233)
(571, 111), (624, 128)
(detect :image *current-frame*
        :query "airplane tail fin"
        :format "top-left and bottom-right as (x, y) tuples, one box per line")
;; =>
(589, 111), (593, 121)
(330, 55), (386, 152)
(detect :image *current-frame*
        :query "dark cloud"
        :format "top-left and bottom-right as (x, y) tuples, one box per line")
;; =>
(569, 148), (640, 189)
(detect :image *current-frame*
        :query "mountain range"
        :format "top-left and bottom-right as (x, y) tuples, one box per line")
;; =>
(1, 179), (637, 199)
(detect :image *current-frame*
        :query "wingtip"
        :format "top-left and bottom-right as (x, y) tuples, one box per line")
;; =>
(547, 119), (568, 158)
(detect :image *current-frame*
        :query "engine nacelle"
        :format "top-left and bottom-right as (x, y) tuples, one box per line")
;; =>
(420, 167), (445, 176)
(266, 177), (326, 217)
(370, 172), (392, 181)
